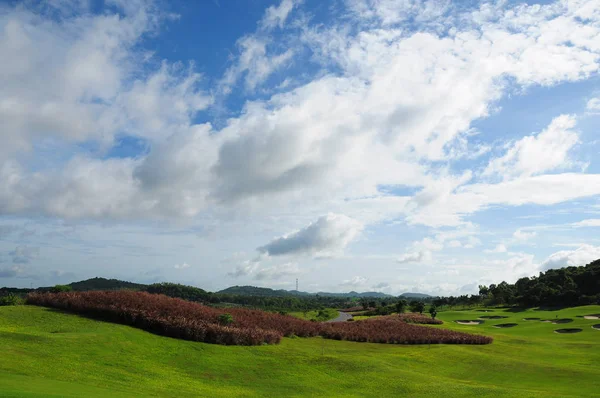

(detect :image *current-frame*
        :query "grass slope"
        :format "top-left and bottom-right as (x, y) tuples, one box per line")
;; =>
(289, 308), (338, 321)
(1, 305), (599, 397)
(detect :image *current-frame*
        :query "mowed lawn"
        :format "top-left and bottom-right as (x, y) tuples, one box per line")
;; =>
(1, 305), (599, 397)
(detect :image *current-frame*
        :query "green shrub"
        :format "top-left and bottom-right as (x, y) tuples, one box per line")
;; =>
(218, 313), (234, 325)
(0, 294), (22, 306)
(51, 285), (72, 293)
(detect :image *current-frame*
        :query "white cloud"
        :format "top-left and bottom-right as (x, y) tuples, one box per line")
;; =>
(261, 0), (300, 30)
(340, 276), (368, 288)
(254, 262), (301, 281)
(483, 115), (580, 180)
(258, 213), (363, 257)
(485, 244), (508, 253)
(540, 244), (600, 271)
(587, 97), (600, 112)
(227, 257), (262, 278)
(397, 250), (432, 264)
(513, 229), (537, 242)
(221, 36), (294, 92)
(572, 219), (600, 227)
(1, 0), (600, 292)
(173, 262), (190, 270)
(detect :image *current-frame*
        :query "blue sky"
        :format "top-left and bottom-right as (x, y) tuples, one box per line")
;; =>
(1, 0), (600, 295)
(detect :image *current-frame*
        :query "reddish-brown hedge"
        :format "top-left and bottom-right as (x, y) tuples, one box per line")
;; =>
(389, 313), (444, 325)
(26, 291), (492, 346)
(321, 319), (492, 344)
(26, 291), (283, 345)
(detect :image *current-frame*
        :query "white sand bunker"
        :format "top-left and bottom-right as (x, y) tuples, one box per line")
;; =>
(583, 314), (600, 320)
(592, 324), (600, 330)
(455, 320), (484, 325)
(494, 323), (518, 328)
(479, 315), (508, 319)
(554, 328), (582, 334)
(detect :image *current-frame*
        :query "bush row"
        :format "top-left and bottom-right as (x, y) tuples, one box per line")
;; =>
(321, 319), (492, 344)
(26, 291), (491, 346)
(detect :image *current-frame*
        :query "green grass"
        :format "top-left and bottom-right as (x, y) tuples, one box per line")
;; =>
(289, 308), (338, 321)
(1, 305), (599, 397)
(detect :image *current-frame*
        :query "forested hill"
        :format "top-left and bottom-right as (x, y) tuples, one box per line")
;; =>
(216, 286), (312, 297)
(478, 258), (600, 307)
(400, 293), (432, 299)
(217, 285), (393, 298)
(68, 277), (147, 291)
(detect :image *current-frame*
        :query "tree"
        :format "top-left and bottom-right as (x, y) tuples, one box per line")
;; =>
(51, 285), (72, 293)
(395, 299), (408, 314)
(428, 304), (438, 319)
(410, 301), (425, 314)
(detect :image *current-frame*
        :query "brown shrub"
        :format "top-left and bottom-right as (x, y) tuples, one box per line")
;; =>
(26, 291), (491, 346)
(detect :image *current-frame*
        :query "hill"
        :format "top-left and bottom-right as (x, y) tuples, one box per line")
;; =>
(217, 285), (312, 297)
(217, 285), (392, 298)
(68, 277), (147, 291)
(400, 293), (432, 299)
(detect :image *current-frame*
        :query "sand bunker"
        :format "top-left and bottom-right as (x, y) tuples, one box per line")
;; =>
(479, 315), (508, 319)
(554, 328), (582, 334)
(552, 319), (573, 324)
(494, 323), (518, 328)
(523, 318), (541, 321)
(583, 314), (600, 320)
(542, 318), (573, 324)
(455, 320), (484, 325)
(592, 324), (600, 330)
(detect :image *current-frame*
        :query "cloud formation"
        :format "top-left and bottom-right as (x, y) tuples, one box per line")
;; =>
(257, 214), (363, 257)
(540, 244), (600, 271)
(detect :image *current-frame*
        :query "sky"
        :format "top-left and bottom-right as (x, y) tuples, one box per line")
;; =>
(1, 0), (600, 295)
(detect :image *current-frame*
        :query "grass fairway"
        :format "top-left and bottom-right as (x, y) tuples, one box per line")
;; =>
(1, 305), (599, 397)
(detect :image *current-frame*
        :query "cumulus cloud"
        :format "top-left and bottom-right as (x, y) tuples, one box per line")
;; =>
(483, 115), (580, 180)
(587, 97), (600, 112)
(2, 0), (600, 293)
(257, 213), (363, 257)
(397, 250), (432, 264)
(173, 262), (190, 270)
(513, 229), (537, 242)
(1, 0), (600, 227)
(540, 244), (600, 271)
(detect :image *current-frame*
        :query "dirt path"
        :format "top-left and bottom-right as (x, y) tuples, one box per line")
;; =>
(326, 311), (353, 322)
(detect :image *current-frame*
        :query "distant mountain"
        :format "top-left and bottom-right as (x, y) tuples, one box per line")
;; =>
(217, 285), (392, 298)
(400, 292), (432, 299)
(217, 285), (312, 297)
(68, 277), (147, 292)
(315, 291), (392, 298)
